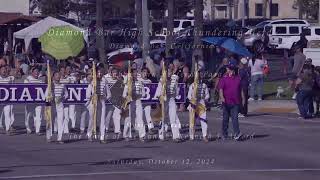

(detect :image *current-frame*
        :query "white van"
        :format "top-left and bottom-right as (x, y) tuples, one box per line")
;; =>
(161, 19), (194, 35)
(268, 24), (308, 49)
(242, 19), (309, 47)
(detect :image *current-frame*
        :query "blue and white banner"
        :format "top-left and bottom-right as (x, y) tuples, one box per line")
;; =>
(0, 83), (186, 105)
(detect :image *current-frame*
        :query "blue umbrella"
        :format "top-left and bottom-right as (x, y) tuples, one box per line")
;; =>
(202, 37), (252, 57)
(220, 38), (252, 57)
(202, 37), (228, 45)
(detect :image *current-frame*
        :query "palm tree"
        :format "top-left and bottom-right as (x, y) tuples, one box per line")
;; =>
(263, 0), (268, 18)
(234, 0), (239, 19)
(193, 0), (203, 70)
(166, 0), (174, 56)
(96, 0), (106, 66)
(135, 0), (142, 45)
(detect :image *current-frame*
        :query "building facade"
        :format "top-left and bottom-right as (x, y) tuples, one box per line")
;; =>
(205, 0), (299, 20)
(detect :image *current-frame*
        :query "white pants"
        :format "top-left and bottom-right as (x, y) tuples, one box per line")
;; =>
(86, 103), (94, 138)
(63, 104), (77, 133)
(123, 99), (146, 139)
(144, 105), (154, 130)
(63, 106), (69, 133)
(49, 102), (64, 141)
(80, 105), (89, 131)
(69, 105), (76, 129)
(25, 105), (42, 133)
(105, 106), (121, 134)
(0, 105), (14, 131)
(188, 101), (208, 139)
(159, 98), (181, 140)
(99, 99), (107, 140)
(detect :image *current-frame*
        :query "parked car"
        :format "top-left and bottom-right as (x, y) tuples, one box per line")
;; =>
(162, 19), (194, 34)
(268, 24), (309, 49)
(242, 19), (310, 48)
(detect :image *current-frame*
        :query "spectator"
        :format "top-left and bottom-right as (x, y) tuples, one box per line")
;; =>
(16, 58), (29, 76)
(314, 66), (320, 116)
(218, 64), (242, 140)
(295, 64), (314, 119)
(290, 43), (306, 99)
(178, 65), (192, 112)
(238, 58), (250, 117)
(14, 41), (25, 67)
(0, 58), (6, 66)
(248, 43), (267, 101)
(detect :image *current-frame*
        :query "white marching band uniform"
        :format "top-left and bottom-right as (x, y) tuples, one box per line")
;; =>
(104, 74), (122, 135)
(155, 74), (181, 140)
(188, 81), (209, 139)
(80, 77), (89, 132)
(60, 75), (77, 133)
(138, 77), (154, 130)
(123, 79), (146, 139)
(0, 75), (15, 132)
(46, 82), (68, 141)
(99, 76), (111, 141)
(24, 75), (44, 134)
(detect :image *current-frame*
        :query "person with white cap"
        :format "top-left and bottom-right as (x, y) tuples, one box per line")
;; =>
(238, 58), (251, 117)
(24, 66), (44, 135)
(0, 65), (15, 135)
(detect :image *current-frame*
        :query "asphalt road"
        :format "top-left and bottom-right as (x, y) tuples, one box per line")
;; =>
(0, 106), (320, 180)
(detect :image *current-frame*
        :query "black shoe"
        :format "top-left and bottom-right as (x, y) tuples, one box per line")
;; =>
(100, 140), (107, 144)
(234, 134), (243, 141)
(173, 138), (183, 143)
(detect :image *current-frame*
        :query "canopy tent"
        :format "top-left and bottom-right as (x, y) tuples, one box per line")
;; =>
(13, 16), (88, 51)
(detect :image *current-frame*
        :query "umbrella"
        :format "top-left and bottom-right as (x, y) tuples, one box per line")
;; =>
(202, 37), (228, 45)
(39, 26), (85, 60)
(202, 37), (252, 57)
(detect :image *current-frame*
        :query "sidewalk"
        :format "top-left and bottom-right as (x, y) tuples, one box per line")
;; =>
(248, 100), (298, 114)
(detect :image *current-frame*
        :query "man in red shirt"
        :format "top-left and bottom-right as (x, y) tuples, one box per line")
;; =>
(219, 65), (242, 140)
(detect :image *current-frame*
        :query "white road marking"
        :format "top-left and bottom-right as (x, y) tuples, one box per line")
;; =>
(1, 168), (320, 179)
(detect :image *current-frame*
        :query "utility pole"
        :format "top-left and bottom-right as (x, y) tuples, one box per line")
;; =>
(193, 0), (204, 71)
(142, 0), (150, 60)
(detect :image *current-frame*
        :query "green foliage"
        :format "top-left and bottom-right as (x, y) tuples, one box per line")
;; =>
(39, 0), (70, 17)
(294, 0), (319, 19)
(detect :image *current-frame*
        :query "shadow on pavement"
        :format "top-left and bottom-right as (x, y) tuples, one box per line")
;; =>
(0, 169), (12, 174)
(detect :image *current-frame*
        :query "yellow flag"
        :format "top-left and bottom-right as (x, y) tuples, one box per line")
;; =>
(45, 60), (52, 131)
(92, 62), (98, 135)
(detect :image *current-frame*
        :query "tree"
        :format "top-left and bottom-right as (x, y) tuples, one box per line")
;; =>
(166, 0), (174, 56)
(174, 0), (193, 18)
(193, 0), (203, 70)
(136, 0), (143, 45)
(294, 0), (319, 19)
(263, 0), (268, 18)
(96, 0), (106, 65)
(39, 0), (69, 17)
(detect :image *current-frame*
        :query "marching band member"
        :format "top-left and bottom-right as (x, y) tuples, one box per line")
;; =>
(47, 71), (68, 144)
(65, 65), (77, 131)
(104, 67), (122, 136)
(79, 71), (92, 134)
(24, 66), (44, 135)
(188, 69), (210, 142)
(98, 67), (111, 143)
(0, 65), (15, 135)
(138, 67), (154, 131)
(123, 68), (146, 141)
(59, 66), (71, 134)
(155, 63), (182, 142)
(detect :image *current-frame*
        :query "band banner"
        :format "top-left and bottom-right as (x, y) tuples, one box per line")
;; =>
(0, 83), (186, 104)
